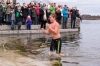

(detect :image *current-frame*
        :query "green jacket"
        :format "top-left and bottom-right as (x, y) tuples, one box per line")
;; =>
(1, 4), (6, 12)
(15, 10), (22, 18)
(49, 6), (56, 14)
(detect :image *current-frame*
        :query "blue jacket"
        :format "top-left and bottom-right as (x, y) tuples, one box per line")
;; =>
(26, 20), (32, 25)
(40, 6), (44, 10)
(62, 9), (68, 18)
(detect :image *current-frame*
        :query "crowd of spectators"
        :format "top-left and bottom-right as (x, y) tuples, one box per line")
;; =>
(0, 0), (82, 30)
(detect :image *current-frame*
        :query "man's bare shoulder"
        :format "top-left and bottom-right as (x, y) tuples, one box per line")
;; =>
(55, 22), (60, 27)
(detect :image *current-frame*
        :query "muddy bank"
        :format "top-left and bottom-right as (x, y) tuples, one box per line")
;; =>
(0, 49), (51, 66)
(0, 38), (51, 66)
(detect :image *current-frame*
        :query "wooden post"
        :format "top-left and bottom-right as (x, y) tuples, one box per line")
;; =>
(7, 0), (10, 2)
(6, 0), (10, 4)
(13, 0), (16, 4)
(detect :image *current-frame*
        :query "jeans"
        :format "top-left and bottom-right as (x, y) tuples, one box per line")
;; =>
(6, 14), (11, 22)
(32, 17), (36, 25)
(11, 20), (15, 29)
(62, 18), (68, 29)
(0, 17), (2, 25)
(23, 17), (27, 25)
(17, 22), (22, 30)
(41, 20), (47, 29)
(36, 15), (39, 25)
(71, 17), (76, 28)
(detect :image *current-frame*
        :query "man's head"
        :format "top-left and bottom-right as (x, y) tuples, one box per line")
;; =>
(74, 7), (77, 10)
(64, 5), (68, 10)
(16, 3), (20, 6)
(33, 5), (35, 8)
(51, 3), (53, 7)
(49, 14), (57, 23)
(49, 2), (51, 5)
(36, 3), (39, 7)
(30, 1), (35, 5)
(18, 6), (21, 11)
(54, 3), (56, 7)
(23, 3), (25, 6)
(72, 7), (77, 10)
(58, 4), (61, 8)
(43, 3), (46, 7)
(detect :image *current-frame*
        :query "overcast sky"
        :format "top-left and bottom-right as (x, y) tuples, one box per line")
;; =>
(14, 0), (100, 15)
(53, 0), (100, 15)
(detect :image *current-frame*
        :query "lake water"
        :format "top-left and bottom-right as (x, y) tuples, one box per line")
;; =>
(63, 20), (100, 66)
(37, 20), (100, 66)
(0, 20), (100, 66)
(29, 20), (100, 66)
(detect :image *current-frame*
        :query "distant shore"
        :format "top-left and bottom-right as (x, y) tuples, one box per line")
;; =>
(82, 15), (100, 20)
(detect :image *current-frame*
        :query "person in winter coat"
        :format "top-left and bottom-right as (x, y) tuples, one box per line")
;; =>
(70, 7), (77, 28)
(35, 4), (40, 25)
(26, 16), (32, 30)
(28, 7), (32, 17)
(0, 5), (3, 25)
(40, 6), (48, 29)
(21, 4), (28, 24)
(5, 3), (12, 24)
(40, 4), (44, 24)
(49, 3), (56, 14)
(10, 3), (16, 30)
(1, 2), (6, 25)
(31, 5), (36, 25)
(77, 10), (82, 21)
(55, 8), (61, 24)
(15, 6), (23, 30)
(62, 6), (69, 29)
(11, 8), (15, 30)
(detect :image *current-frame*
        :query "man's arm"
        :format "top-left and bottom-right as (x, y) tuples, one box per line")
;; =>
(49, 26), (58, 34)
(41, 28), (50, 35)
(48, 24), (59, 34)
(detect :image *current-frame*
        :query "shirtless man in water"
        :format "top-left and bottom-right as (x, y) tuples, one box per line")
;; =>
(41, 14), (64, 56)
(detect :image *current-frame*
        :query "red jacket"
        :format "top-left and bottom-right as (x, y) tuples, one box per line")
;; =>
(70, 12), (72, 16)
(35, 6), (40, 15)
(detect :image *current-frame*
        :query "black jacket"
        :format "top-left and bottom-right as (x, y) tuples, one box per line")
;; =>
(16, 10), (23, 22)
(0, 5), (3, 17)
(55, 11), (61, 20)
(70, 9), (77, 18)
(40, 9), (44, 21)
(21, 7), (28, 18)
(32, 8), (36, 17)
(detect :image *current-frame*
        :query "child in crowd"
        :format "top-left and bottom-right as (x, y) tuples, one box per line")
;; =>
(26, 16), (32, 30)
(11, 9), (15, 30)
